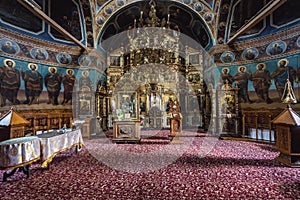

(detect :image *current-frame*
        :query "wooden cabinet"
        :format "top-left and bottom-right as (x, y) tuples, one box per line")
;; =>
(0, 108), (74, 137)
(0, 126), (25, 142)
(0, 108), (30, 142)
(272, 106), (300, 167)
(275, 125), (300, 167)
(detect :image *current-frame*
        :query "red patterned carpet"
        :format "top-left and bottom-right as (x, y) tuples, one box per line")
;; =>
(1, 131), (300, 199)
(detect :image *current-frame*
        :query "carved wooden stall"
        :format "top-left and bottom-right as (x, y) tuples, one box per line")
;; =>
(0, 108), (30, 142)
(242, 109), (280, 142)
(20, 109), (73, 135)
(272, 106), (300, 167)
(0, 108), (73, 136)
(34, 112), (48, 134)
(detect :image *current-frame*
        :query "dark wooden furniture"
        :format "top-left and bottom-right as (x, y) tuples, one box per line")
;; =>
(2, 109), (74, 136)
(113, 120), (140, 143)
(23, 110), (73, 135)
(242, 109), (280, 142)
(0, 108), (30, 142)
(241, 107), (300, 143)
(272, 106), (300, 167)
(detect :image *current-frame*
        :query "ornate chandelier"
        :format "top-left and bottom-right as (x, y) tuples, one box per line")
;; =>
(126, 0), (181, 68)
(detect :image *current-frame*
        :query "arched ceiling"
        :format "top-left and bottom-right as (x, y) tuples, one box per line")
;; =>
(95, 0), (217, 50)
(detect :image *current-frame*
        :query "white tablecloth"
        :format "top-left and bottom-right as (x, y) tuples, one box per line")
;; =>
(38, 129), (83, 167)
(0, 136), (40, 170)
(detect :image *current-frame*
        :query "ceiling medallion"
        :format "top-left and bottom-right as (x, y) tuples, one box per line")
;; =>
(116, 0), (127, 7)
(182, 0), (192, 5)
(193, 2), (204, 12)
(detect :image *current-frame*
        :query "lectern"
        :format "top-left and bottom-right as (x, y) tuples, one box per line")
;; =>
(170, 113), (182, 137)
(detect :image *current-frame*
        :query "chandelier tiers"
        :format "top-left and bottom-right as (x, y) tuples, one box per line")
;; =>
(125, 0), (181, 71)
(106, 0), (205, 98)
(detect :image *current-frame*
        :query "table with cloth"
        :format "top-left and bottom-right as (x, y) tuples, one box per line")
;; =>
(0, 136), (41, 181)
(0, 129), (83, 181)
(37, 129), (83, 168)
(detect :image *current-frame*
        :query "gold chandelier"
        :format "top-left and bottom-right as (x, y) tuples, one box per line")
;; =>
(126, 0), (181, 68)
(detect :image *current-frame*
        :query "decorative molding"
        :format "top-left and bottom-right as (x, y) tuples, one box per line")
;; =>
(207, 25), (300, 67)
(0, 27), (104, 68)
(210, 25), (300, 54)
(0, 27), (81, 55)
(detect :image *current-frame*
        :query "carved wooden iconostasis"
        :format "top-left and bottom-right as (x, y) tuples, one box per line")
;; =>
(106, 49), (207, 131)
(105, 35), (207, 130)
(100, 0), (210, 135)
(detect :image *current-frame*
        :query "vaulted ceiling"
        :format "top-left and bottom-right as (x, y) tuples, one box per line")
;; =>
(98, 1), (212, 49)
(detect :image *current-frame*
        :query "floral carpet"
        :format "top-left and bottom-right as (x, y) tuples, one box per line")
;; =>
(1, 130), (300, 199)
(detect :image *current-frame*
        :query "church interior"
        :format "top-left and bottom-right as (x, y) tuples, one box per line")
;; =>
(1, 0), (300, 199)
